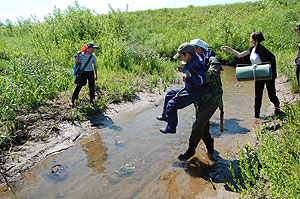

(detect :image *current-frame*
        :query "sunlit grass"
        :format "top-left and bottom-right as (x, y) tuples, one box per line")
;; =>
(0, 59), (8, 71)
(228, 103), (300, 198)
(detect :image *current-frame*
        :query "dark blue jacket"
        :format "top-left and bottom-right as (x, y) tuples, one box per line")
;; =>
(184, 55), (206, 90)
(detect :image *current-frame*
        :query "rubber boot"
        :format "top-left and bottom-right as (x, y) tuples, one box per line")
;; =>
(178, 145), (196, 161)
(254, 108), (260, 118)
(203, 138), (214, 155)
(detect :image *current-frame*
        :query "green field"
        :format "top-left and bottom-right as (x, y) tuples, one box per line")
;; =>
(1, 0), (300, 197)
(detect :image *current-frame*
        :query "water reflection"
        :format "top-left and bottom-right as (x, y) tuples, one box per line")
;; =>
(79, 133), (107, 174)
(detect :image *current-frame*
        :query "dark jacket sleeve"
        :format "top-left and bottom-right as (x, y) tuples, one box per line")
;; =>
(254, 44), (277, 80)
(186, 58), (206, 87)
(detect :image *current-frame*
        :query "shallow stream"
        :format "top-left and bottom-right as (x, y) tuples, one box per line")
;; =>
(0, 66), (273, 199)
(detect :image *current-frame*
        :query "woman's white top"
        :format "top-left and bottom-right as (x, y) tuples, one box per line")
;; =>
(250, 48), (262, 65)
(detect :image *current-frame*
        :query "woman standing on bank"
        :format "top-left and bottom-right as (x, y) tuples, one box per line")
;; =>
(221, 31), (280, 118)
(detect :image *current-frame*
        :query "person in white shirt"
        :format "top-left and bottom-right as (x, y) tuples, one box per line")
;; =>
(221, 31), (280, 118)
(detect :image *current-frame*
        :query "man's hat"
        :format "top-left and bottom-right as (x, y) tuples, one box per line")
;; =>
(173, 42), (195, 60)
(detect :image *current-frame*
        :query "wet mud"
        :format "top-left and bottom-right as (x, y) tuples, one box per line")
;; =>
(0, 66), (297, 199)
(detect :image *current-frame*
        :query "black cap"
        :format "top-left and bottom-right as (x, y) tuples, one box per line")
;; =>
(87, 42), (99, 49)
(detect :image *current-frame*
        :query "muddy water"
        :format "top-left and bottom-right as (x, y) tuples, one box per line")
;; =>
(0, 66), (273, 199)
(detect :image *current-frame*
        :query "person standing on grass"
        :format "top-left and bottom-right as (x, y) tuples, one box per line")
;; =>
(221, 31), (280, 118)
(294, 22), (300, 95)
(156, 42), (206, 134)
(70, 42), (99, 106)
(178, 39), (223, 161)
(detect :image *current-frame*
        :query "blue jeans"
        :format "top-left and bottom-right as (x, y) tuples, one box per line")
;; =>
(161, 87), (203, 132)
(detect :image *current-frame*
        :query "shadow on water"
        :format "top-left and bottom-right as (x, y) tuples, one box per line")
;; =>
(210, 117), (250, 138)
(89, 113), (122, 131)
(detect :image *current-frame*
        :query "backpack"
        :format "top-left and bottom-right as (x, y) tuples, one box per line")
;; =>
(74, 45), (89, 76)
(73, 54), (81, 76)
(74, 54), (92, 84)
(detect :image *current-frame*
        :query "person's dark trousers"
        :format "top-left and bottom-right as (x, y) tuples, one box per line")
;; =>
(161, 88), (185, 117)
(254, 79), (280, 118)
(164, 87), (203, 132)
(189, 103), (218, 148)
(72, 71), (95, 102)
(296, 65), (300, 94)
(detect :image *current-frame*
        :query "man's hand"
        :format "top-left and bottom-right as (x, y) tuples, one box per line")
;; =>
(186, 70), (191, 77)
(177, 64), (185, 72)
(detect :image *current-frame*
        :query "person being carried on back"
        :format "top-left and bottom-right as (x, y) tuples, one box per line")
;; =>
(70, 42), (99, 107)
(178, 39), (223, 161)
(157, 42), (206, 134)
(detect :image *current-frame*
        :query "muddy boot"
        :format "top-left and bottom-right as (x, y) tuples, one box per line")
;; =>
(203, 138), (214, 155)
(178, 146), (196, 161)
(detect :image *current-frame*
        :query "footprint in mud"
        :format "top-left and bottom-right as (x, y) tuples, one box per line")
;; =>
(43, 164), (68, 183)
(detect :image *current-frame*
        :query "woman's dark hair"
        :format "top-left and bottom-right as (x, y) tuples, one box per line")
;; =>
(251, 31), (265, 43)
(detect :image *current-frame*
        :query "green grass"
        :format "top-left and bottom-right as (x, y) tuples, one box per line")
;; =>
(228, 103), (300, 198)
(0, 1), (300, 196)
(0, 59), (8, 71)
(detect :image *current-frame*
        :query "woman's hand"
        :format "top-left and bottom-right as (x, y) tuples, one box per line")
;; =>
(220, 46), (230, 51)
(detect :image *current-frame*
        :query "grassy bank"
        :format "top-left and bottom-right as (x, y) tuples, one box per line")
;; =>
(228, 104), (300, 198)
(0, 0), (300, 197)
